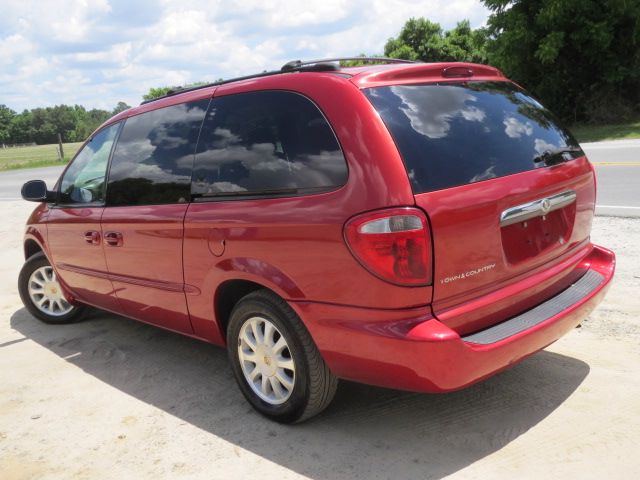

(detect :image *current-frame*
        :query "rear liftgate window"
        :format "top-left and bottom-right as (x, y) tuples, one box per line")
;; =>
(364, 82), (583, 193)
(192, 90), (347, 198)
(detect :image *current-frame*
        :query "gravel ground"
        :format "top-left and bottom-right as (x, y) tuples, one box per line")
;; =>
(1, 201), (639, 480)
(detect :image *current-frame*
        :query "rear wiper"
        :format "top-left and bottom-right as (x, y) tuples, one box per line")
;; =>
(533, 146), (583, 166)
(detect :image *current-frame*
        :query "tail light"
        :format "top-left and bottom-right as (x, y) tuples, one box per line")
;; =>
(344, 207), (432, 286)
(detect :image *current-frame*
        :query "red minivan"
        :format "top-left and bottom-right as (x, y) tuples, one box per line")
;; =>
(19, 58), (615, 423)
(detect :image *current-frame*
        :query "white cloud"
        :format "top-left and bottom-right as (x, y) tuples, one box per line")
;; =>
(392, 85), (486, 139)
(534, 138), (558, 155)
(469, 165), (496, 182)
(0, 0), (490, 112)
(0, 34), (34, 64)
(461, 106), (486, 122)
(49, 0), (112, 42)
(503, 115), (533, 138)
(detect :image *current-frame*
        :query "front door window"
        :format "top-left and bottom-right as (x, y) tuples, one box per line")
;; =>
(59, 123), (120, 204)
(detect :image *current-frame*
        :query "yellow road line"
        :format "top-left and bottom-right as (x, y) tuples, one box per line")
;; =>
(591, 162), (640, 166)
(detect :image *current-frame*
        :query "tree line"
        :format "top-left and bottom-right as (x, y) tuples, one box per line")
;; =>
(0, 102), (130, 146)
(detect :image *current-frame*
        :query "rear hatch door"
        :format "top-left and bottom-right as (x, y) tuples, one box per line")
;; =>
(364, 81), (595, 335)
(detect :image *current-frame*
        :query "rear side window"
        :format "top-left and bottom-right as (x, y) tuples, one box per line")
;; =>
(364, 82), (583, 193)
(192, 91), (347, 198)
(107, 99), (209, 206)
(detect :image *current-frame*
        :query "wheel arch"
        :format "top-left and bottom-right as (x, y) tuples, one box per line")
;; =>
(209, 256), (307, 343)
(23, 233), (77, 304)
(24, 236), (45, 260)
(214, 279), (269, 344)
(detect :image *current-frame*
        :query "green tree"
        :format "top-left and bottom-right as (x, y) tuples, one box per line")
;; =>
(49, 105), (78, 142)
(86, 108), (111, 132)
(72, 105), (89, 141)
(74, 106), (111, 140)
(339, 54), (385, 67)
(143, 82), (209, 102)
(31, 108), (57, 144)
(384, 18), (488, 63)
(143, 86), (173, 101)
(441, 21), (489, 64)
(482, 0), (640, 123)
(0, 105), (16, 144)
(112, 101), (131, 115)
(8, 110), (34, 144)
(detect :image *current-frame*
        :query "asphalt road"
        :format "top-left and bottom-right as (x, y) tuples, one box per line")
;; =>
(0, 165), (63, 201)
(582, 140), (640, 218)
(0, 139), (638, 216)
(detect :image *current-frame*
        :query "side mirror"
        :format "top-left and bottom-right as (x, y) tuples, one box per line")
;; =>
(21, 180), (56, 203)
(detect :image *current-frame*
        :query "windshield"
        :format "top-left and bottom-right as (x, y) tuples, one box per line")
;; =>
(364, 81), (583, 193)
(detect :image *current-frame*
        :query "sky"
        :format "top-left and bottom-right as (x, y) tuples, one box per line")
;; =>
(0, 0), (489, 112)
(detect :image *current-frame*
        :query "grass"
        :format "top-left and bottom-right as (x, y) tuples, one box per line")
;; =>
(0, 142), (83, 171)
(570, 120), (640, 143)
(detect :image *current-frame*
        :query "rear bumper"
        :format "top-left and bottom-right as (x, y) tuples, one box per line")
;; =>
(293, 244), (615, 393)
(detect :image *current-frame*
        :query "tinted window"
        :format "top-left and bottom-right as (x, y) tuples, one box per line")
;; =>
(59, 122), (120, 205)
(364, 82), (583, 193)
(107, 99), (209, 206)
(192, 91), (347, 197)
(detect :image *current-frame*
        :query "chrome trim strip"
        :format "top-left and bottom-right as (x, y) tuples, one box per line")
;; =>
(57, 263), (199, 293)
(500, 190), (576, 227)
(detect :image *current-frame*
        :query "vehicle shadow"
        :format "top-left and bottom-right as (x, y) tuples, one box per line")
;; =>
(10, 308), (590, 480)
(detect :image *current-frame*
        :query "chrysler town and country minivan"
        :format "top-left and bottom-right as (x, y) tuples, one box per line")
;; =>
(19, 58), (615, 423)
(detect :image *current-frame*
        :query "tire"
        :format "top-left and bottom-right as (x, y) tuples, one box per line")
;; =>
(227, 289), (338, 423)
(18, 252), (87, 324)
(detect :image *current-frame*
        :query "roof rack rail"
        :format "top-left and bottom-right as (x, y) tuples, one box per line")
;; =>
(140, 57), (418, 105)
(281, 57), (419, 72)
(140, 70), (283, 105)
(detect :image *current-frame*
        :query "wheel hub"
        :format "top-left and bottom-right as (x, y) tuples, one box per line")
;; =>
(238, 316), (296, 405)
(27, 266), (74, 317)
(255, 345), (277, 377)
(44, 283), (62, 298)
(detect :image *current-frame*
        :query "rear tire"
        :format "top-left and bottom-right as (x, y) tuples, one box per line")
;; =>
(18, 252), (87, 324)
(227, 289), (337, 423)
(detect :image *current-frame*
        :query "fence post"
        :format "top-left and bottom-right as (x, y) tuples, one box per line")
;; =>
(57, 133), (64, 160)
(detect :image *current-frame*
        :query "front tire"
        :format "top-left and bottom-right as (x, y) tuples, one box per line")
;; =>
(18, 252), (87, 324)
(227, 290), (337, 423)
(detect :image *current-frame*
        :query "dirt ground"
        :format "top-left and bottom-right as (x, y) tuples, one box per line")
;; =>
(1, 201), (639, 480)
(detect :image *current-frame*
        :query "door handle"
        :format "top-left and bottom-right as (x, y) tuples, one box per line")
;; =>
(84, 231), (100, 245)
(103, 231), (123, 247)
